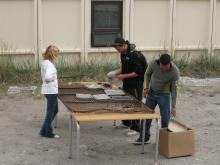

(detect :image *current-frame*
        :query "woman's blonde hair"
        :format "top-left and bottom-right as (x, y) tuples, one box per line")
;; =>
(43, 45), (59, 61)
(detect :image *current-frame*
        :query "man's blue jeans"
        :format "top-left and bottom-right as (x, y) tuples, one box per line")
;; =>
(40, 94), (58, 137)
(140, 89), (170, 140)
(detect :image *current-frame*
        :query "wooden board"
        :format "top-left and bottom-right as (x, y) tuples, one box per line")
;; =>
(73, 112), (160, 122)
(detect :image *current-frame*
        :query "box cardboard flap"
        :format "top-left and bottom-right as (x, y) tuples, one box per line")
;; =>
(168, 119), (187, 132)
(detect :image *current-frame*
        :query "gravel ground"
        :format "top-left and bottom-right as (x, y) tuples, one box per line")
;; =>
(0, 81), (220, 165)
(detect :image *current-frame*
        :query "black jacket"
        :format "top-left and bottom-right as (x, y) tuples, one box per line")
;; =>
(121, 42), (147, 90)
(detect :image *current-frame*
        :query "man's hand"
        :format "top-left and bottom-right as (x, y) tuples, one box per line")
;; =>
(171, 107), (176, 117)
(116, 74), (125, 80)
(116, 72), (138, 80)
(143, 88), (149, 98)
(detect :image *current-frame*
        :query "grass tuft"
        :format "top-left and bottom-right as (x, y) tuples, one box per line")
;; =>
(1, 50), (220, 87)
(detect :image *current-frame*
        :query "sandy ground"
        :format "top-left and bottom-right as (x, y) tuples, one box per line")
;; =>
(0, 82), (220, 165)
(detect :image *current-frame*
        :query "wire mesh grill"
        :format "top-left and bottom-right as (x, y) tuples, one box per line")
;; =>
(58, 84), (152, 114)
(59, 88), (104, 95)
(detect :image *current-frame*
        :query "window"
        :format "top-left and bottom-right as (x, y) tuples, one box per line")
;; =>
(91, 1), (123, 47)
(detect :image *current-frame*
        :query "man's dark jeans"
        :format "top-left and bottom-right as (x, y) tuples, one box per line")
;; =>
(140, 89), (170, 139)
(40, 94), (58, 137)
(122, 85), (143, 131)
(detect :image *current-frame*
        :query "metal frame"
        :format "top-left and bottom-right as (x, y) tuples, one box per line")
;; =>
(69, 115), (80, 165)
(68, 114), (160, 165)
(154, 119), (160, 165)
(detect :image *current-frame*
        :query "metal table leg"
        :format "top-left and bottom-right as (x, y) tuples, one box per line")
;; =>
(113, 120), (116, 126)
(76, 121), (80, 165)
(141, 119), (146, 154)
(69, 115), (73, 159)
(154, 119), (160, 165)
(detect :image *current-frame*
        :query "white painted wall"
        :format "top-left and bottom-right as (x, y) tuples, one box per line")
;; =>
(0, 0), (220, 65)
(41, 0), (81, 49)
(215, 0), (220, 48)
(133, 0), (170, 49)
(175, 0), (210, 49)
(0, 0), (34, 52)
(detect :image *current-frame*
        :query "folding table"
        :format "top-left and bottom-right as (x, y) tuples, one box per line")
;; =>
(58, 82), (160, 165)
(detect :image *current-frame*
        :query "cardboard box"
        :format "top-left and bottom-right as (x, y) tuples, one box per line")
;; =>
(159, 121), (195, 158)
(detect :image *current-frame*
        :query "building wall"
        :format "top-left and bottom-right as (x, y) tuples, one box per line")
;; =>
(133, 0), (170, 49)
(0, 0), (34, 54)
(215, 0), (220, 48)
(0, 0), (220, 66)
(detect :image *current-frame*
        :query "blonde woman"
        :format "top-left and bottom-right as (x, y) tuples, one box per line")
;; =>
(40, 45), (60, 138)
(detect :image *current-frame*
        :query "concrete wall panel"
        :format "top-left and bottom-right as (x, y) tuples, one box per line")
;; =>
(0, 0), (33, 50)
(215, 0), (220, 47)
(133, 0), (170, 48)
(42, 0), (81, 49)
(175, 0), (209, 48)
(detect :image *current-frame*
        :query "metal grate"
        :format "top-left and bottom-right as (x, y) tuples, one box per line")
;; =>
(58, 84), (151, 114)
(59, 88), (104, 95)
(59, 94), (140, 104)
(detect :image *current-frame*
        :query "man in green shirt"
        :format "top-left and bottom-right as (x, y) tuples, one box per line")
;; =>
(134, 53), (180, 144)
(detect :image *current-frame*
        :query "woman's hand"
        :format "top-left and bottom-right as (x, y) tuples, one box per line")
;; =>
(45, 80), (54, 84)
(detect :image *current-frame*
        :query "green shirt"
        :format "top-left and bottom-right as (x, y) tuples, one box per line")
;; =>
(145, 60), (180, 107)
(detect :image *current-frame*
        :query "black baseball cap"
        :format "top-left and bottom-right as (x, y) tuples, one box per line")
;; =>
(111, 37), (127, 46)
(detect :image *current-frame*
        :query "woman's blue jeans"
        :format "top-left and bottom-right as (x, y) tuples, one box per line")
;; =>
(140, 89), (170, 140)
(40, 94), (58, 137)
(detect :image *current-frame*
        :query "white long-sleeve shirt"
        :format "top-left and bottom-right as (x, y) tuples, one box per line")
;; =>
(41, 60), (58, 94)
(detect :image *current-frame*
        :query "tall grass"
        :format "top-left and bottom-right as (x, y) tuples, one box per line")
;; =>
(0, 55), (40, 86)
(172, 52), (220, 78)
(1, 50), (220, 86)
(0, 56), (120, 86)
(57, 61), (120, 82)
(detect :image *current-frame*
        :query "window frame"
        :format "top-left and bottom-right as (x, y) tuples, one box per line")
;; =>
(91, 1), (123, 47)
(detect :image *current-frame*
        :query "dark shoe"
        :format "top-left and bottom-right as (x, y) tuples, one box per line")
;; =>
(133, 137), (150, 145)
(121, 120), (131, 127)
(130, 126), (139, 132)
(39, 131), (45, 137)
(39, 133), (44, 137)
(41, 133), (60, 139)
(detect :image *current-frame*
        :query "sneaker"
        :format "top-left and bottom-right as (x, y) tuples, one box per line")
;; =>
(41, 134), (60, 139)
(133, 137), (150, 145)
(126, 130), (139, 136)
(53, 134), (60, 139)
(39, 133), (44, 137)
(116, 122), (130, 129)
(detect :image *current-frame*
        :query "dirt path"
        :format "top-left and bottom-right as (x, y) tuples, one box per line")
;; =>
(0, 84), (220, 165)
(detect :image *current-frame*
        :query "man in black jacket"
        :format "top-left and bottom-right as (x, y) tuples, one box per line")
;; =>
(111, 37), (148, 136)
